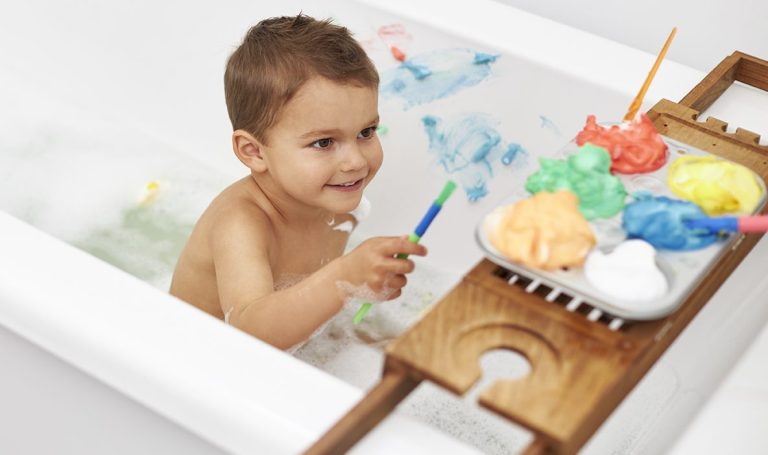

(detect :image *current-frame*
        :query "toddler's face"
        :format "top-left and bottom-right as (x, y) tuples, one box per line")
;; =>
(262, 76), (382, 214)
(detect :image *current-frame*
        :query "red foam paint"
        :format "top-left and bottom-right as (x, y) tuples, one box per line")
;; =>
(575, 114), (668, 174)
(739, 216), (768, 233)
(389, 45), (406, 62)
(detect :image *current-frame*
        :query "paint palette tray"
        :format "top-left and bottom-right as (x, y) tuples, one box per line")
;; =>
(475, 134), (768, 321)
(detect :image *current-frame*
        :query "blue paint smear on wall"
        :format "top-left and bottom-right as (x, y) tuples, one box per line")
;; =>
(422, 113), (527, 202)
(539, 115), (562, 136)
(380, 49), (499, 109)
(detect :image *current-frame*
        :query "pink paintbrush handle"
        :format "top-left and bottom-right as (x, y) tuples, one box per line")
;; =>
(739, 216), (768, 233)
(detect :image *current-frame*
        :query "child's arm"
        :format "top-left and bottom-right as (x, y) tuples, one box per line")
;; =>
(210, 209), (426, 350)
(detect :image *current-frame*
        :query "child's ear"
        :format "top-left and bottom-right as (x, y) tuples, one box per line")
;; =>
(232, 130), (268, 173)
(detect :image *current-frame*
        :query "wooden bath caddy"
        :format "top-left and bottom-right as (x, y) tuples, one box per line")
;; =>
(306, 52), (768, 455)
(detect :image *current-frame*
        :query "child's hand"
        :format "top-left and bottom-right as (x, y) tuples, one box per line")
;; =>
(338, 236), (428, 301)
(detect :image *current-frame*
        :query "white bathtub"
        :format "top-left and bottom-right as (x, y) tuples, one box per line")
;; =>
(2, 0), (767, 453)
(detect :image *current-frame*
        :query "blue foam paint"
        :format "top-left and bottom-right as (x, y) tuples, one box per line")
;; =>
(380, 48), (499, 109)
(622, 193), (720, 250)
(422, 113), (528, 202)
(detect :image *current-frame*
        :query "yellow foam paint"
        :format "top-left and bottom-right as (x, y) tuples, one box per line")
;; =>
(668, 156), (763, 215)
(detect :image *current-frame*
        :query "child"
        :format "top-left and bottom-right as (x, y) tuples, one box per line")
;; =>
(170, 15), (426, 350)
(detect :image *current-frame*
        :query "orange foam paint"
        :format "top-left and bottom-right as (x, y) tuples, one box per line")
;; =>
(486, 191), (596, 270)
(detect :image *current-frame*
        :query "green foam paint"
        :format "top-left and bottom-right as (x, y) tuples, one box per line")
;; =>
(525, 144), (627, 219)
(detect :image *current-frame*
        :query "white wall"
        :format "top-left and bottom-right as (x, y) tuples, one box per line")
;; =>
(494, 0), (768, 72)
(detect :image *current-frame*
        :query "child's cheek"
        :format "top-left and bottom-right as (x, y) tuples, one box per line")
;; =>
(371, 143), (384, 174)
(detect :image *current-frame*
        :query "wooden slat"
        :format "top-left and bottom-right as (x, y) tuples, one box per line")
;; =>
(736, 52), (768, 91)
(679, 52), (740, 112)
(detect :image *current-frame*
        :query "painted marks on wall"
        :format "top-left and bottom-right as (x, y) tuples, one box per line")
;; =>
(380, 49), (499, 109)
(421, 113), (527, 201)
(539, 115), (562, 137)
(377, 24), (412, 62)
(367, 28), (527, 202)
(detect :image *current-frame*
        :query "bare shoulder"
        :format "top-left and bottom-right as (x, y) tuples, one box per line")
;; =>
(206, 180), (274, 252)
(203, 178), (278, 312)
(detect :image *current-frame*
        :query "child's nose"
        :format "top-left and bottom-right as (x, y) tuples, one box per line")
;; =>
(339, 144), (367, 172)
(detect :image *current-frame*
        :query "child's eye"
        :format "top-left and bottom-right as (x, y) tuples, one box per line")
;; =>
(358, 127), (377, 139)
(311, 138), (333, 149)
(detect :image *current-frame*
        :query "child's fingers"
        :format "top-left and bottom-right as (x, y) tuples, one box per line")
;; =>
(382, 258), (415, 275)
(385, 288), (402, 300)
(380, 236), (428, 256)
(385, 274), (407, 290)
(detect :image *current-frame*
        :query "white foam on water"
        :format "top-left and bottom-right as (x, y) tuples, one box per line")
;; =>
(335, 280), (398, 304)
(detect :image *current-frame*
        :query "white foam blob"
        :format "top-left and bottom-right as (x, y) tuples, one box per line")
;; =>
(348, 194), (371, 221)
(584, 239), (668, 305)
(332, 220), (355, 232)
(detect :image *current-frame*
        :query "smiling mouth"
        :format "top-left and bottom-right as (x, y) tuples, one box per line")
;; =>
(326, 178), (365, 192)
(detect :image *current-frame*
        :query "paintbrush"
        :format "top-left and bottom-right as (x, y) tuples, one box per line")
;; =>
(353, 180), (457, 325)
(685, 215), (768, 234)
(623, 27), (677, 122)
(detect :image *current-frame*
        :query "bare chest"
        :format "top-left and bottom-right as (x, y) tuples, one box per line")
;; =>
(270, 223), (351, 281)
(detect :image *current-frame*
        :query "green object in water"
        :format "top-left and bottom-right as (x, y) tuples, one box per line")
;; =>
(353, 302), (372, 324)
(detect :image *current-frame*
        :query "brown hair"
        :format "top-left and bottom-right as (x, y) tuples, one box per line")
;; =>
(224, 14), (379, 143)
